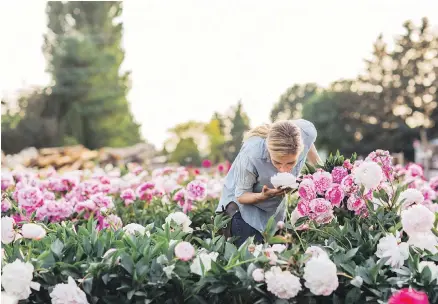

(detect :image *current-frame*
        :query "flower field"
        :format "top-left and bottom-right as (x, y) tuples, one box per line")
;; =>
(1, 151), (438, 304)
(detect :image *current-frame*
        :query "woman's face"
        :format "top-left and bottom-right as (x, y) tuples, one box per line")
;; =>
(269, 152), (299, 173)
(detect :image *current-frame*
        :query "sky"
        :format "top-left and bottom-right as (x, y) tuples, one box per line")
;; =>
(1, 0), (438, 150)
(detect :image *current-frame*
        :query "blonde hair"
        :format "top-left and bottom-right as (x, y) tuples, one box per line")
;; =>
(244, 120), (303, 157)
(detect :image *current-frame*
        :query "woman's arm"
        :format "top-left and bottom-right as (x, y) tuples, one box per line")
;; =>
(307, 144), (323, 166)
(237, 186), (284, 204)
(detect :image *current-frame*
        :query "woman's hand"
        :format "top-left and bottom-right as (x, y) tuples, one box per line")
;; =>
(261, 185), (285, 199)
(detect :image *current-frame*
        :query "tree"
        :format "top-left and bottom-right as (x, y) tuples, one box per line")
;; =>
(270, 83), (319, 122)
(204, 116), (226, 163)
(42, 1), (141, 149)
(224, 101), (250, 161)
(169, 138), (202, 166)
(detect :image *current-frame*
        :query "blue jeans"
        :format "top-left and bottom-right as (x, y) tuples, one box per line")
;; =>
(231, 211), (264, 247)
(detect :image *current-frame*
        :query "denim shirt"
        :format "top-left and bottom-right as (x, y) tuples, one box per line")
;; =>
(216, 119), (317, 232)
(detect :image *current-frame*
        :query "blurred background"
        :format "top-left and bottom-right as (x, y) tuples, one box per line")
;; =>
(1, 1), (438, 177)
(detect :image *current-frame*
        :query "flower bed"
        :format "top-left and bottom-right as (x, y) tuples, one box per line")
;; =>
(1, 152), (438, 304)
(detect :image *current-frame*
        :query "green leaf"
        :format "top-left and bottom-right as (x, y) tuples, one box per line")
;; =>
(345, 247), (359, 260)
(120, 253), (135, 275)
(224, 242), (237, 261)
(209, 285), (227, 293)
(127, 289), (135, 300)
(83, 277), (93, 294)
(345, 287), (362, 303)
(51, 239), (64, 257)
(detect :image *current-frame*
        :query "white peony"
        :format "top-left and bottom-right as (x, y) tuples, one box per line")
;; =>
(398, 189), (424, 209)
(352, 161), (383, 190)
(303, 256), (339, 296)
(50, 276), (89, 304)
(401, 204), (435, 236)
(165, 212), (193, 233)
(1, 216), (16, 244)
(123, 223), (146, 235)
(21, 223), (46, 240)
(419, 261), (438, 284)
(190, 250), (219, 276)
(270, 172), (298, 189)
(407, 231), (438, 254)
(264, 266), (302, 299)
(305, 246), (329, 260)
(1, 292), (18, 304)
(375, 234), (409, 268)
(252, 268), (265, 282)
(1, 259), (40, 300)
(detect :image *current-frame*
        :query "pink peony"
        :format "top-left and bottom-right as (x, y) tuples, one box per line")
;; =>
(312, 171), (333, 194)
(297, 200), (310, 216)
(406, 164), (424, 178)
(298, 179), (317, 201)
(99, 214), (123, 231)
(429, 176), (438, 192)
(186, 180), (207, 201)
(388, 288), (429, 304)
(1, 197), (11, 212)
(174, 241), (195, 261)
(90, 193), (114, 210)
(37, 199), (73, 222)
(340, 175), (358, 194)
(315, 210), (335, 224)
(309, 198), (332, 215)
(217, 164), (225, 173)
(202, 159), (212, 168)
(331, 167), (349, 184)
(182, 200), (193, 214)
(325, 184), (345, 207)
(173, 189), (186, 206)
(16, 186), (44, 214)
(343, 159), (353, 170)
(347, 195), (366, 211)
(1, 172), (15, 190)
(120, 189), (136, 206)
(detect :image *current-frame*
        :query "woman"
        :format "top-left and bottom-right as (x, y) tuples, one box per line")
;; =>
(216, 119), (322, 247)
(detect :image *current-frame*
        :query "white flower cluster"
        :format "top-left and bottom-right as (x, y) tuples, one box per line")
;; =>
(352, 161), (383, 190)
(50, 276), (89, 304)
(164, 212), (193, 233)
(264, 266), (302, 299)
(303, 247), (339, 296)
(375, 234), (409, 268)
(401, 204), (438, 254)
(1, 259), (40, 300)
(270, 172), (298, 189)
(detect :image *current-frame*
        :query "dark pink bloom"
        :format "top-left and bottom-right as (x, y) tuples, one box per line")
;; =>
(202, 159), (212, 168)
(325, 184), (345, 207)
(298, 179), (317, 201)
(331, 166), (349, 184)
(388, 288), (429, 304)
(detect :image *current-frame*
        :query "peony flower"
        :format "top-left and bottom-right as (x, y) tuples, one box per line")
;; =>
(312, 171), (333, 194)
(50, 276), (89, 304)
(120, 189), (136, 206)
(297, 200), (310, 216)
(2, 216), (16, 244)
(264, 266), (302, 299)
(190, 251), (219, 276)
(298, 179), (317, 201)
(309, 198), (332, 215)
(401, 204), (435, 236)
(16, 186), (44, 214)
(305, 246), (329, 260)
(340, 174), (357, 194)
(186, 180), (207, 201)
(346, 195), (366, 212)
(388, 288), (429, 304)
(1, 197), (12, 212)
(398, 189), (424, 209)
(202, 159), (212, 168)
(315, 210), (335, 225)
(303, 256), (339, 296)
(375, 234), (409, 268)
(419, 261), (438, 283)
(252, 268), (265, 282)
(165, 212), (193, 233)
(123, 223), (146, 236)
(353, 161), (383, 190)
(325, 184), (345, 207)
(100, 215), (123, 231)
(343, 159), (353, 170)
(21, 223), (46, 240)
(1, 292), (18, 304)
(407, 232), (438, 254)
(1, 259), (40, 300)
(174, 241), (195, 261)
(331, 166), (349, 184)
(270, 172), (298, 189)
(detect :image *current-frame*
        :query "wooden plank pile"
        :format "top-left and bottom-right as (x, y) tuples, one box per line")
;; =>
(1, 143), (156, 172)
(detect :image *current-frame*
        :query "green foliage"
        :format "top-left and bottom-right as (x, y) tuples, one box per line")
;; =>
(169, 137), (202, 166)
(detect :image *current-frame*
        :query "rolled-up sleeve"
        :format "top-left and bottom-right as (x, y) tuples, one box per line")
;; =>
(233, 154), (258, 198)
(295, 119), (317, 144)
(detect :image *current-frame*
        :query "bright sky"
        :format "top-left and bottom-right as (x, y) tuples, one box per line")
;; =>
(1, 0), (438, 150)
